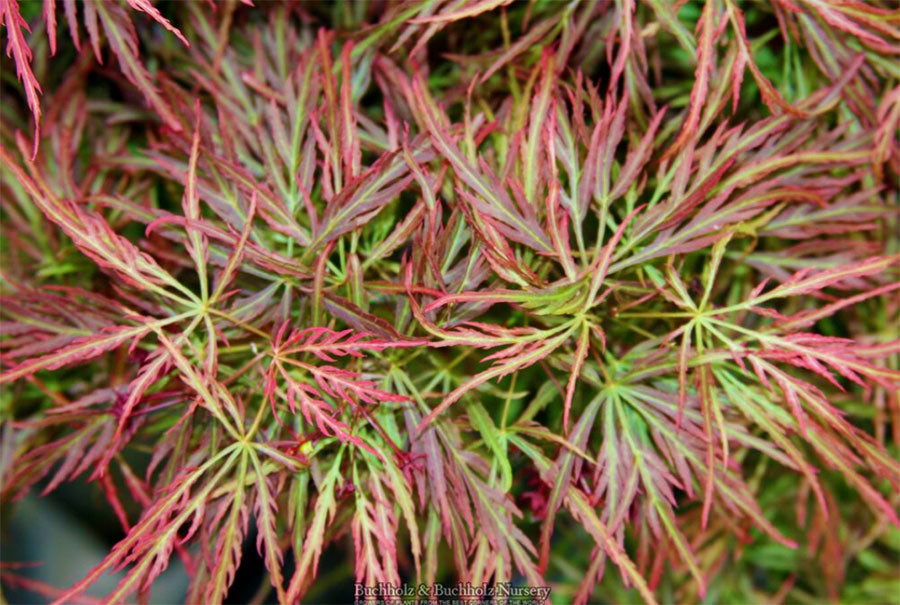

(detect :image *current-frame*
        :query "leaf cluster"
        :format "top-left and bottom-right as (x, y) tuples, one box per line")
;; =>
(1, 1), (898, 603)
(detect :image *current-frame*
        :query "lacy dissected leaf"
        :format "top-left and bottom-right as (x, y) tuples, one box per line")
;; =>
(2, 1), (900, 604)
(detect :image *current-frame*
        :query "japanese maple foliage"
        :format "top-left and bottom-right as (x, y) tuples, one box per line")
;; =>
(1, 1), (898, 603)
